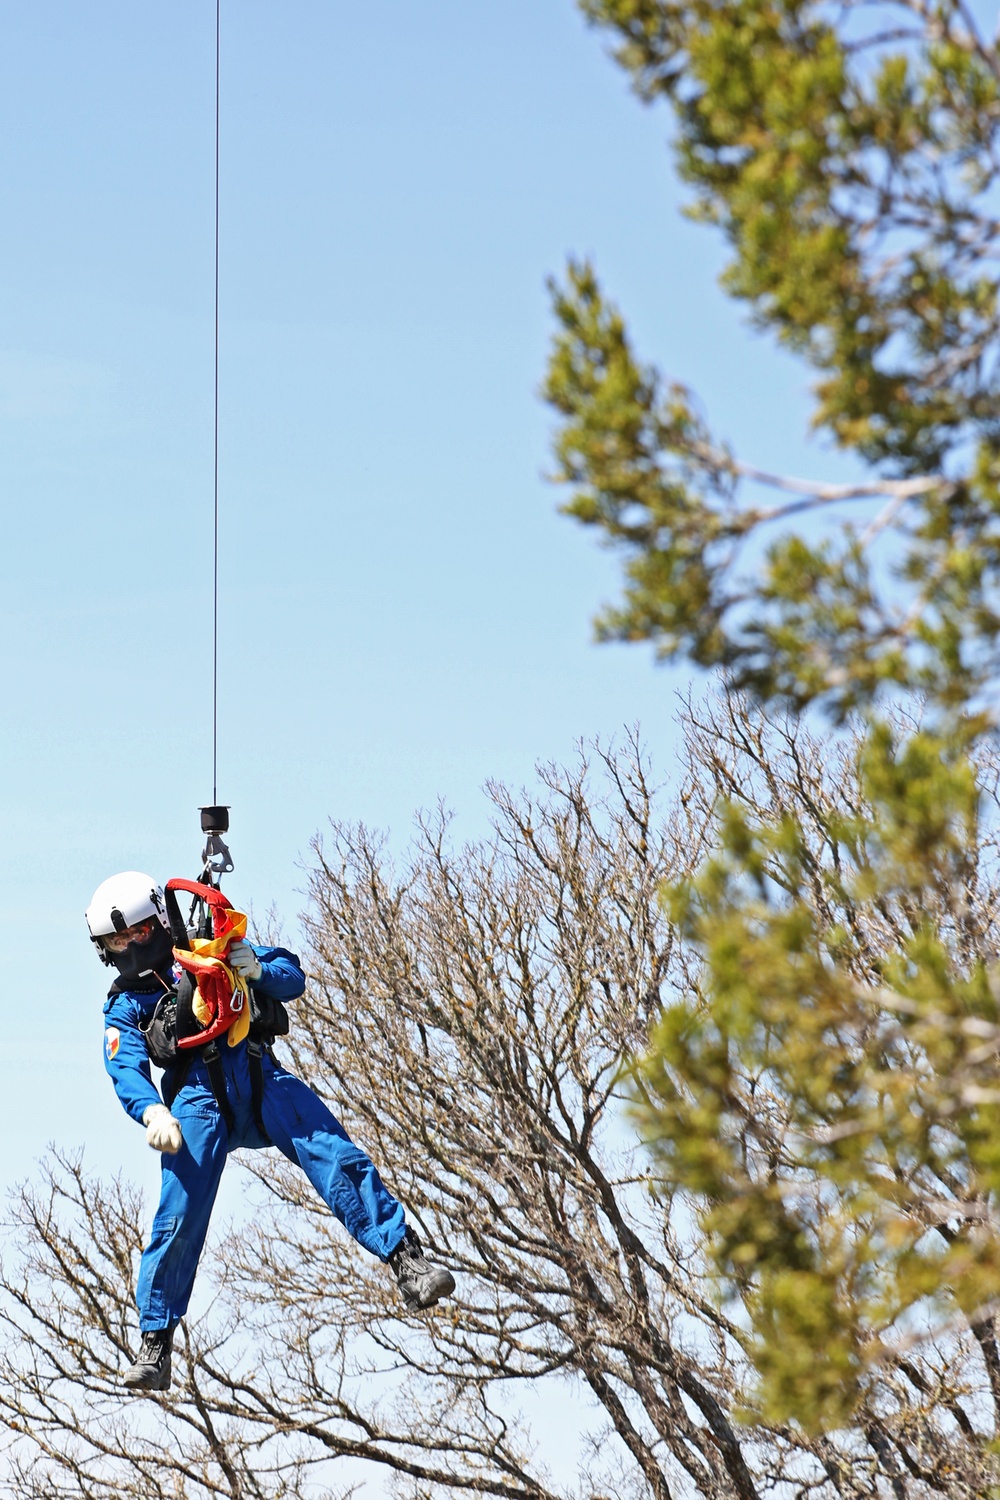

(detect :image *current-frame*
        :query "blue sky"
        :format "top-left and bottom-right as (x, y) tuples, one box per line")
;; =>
(0, 3), (851, 1205)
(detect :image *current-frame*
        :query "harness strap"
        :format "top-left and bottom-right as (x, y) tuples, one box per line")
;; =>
(247, 1038), (269, 1142)
(201, 1041), (236, 1133)
(160, 1019), (271, 1140)
(162, 1050), (194, 1111)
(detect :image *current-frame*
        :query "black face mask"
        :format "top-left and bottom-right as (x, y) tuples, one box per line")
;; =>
(106, 924), (175, 991)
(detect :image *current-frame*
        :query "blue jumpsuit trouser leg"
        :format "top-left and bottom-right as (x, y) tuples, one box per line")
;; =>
(136, 1092), (229, 1332)
(259, 1057), (406, 1260)
(136, 1057), (406, 1330)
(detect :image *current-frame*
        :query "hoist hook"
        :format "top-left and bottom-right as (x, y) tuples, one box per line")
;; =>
(199, 804), (234, 888)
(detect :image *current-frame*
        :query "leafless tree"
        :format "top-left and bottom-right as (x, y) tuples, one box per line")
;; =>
(0, 721), (997, 1498)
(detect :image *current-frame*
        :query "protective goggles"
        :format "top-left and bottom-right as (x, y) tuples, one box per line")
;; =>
(101, 916), (161, 953)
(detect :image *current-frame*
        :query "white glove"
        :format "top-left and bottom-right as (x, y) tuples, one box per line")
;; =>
(228, 939), (263, 983)
(143, 1104), (183, 1154)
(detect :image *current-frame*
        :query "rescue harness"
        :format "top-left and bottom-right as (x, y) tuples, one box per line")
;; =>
(136, 877), (289, 1137)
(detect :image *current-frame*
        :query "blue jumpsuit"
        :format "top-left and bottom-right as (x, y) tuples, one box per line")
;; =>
(103, 945), (407, 1332)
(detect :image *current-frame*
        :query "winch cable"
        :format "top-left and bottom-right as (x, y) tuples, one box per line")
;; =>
(212, 0), (221, 811)
(191, 0), (233, 929)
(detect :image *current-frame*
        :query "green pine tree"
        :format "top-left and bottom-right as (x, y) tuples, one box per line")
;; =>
(546, 0), (1000, 1435)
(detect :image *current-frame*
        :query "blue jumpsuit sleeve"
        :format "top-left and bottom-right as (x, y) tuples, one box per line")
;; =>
(102, 997), (162, 1126)
(251, 944), (305, 1001)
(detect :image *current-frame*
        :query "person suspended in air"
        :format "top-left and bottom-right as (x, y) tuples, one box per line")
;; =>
(87, 870), (455, 1393)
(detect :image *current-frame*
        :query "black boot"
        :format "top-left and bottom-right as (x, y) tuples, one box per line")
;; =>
(123, 1326), (174, 1392)
(389, 1227), (456, 1311)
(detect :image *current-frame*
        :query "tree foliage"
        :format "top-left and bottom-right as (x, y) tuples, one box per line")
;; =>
(641, 702), (1000, 1439)
(5, 731), (998, 1497)
(544, 0), (1000, 1440)
(547, 0), (1000, 719)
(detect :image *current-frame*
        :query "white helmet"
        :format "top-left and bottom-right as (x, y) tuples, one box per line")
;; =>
(86, 871), (172, 979)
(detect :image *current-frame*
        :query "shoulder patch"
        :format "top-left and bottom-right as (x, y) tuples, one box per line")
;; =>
(105, 1027), (121, 1062)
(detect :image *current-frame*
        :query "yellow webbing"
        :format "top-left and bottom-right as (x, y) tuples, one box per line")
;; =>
(178, 908), (252, 1046)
